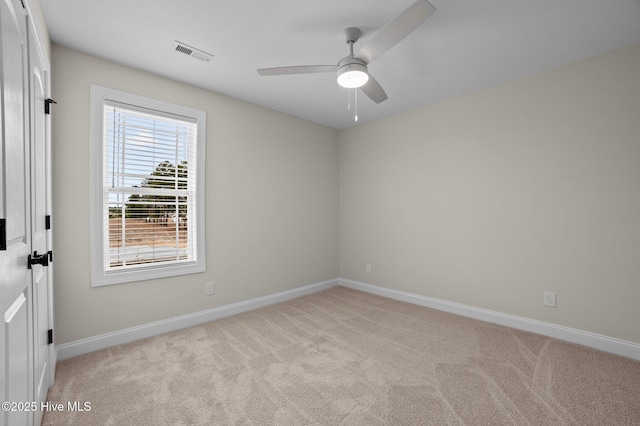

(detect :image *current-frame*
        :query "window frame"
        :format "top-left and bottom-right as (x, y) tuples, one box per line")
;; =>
(89, 85), (206, 287)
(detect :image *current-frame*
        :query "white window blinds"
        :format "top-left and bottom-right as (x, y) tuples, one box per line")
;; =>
(103, 101), (198, 272)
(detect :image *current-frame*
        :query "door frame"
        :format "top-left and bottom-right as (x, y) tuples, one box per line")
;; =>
(26, 11), (54, 426)
(23, 0), (56, 394)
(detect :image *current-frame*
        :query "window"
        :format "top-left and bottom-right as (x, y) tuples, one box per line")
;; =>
(90, 85), (206, 286)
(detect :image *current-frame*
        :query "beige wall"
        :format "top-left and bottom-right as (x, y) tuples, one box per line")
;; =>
(51, 45), (339, 344)
(339, 42), (640, 344)
(52, 41), (640, 347)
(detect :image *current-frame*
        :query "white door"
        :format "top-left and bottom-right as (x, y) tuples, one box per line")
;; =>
(0, 1), (33, 426)
(29, 17), (51, 426)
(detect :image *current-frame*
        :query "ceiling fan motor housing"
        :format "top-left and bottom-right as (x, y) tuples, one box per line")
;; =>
(337, 57), (369, 88)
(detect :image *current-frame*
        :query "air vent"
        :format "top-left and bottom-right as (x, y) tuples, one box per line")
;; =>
(172, 41), (214, 62)
(175, 44), (193, 55)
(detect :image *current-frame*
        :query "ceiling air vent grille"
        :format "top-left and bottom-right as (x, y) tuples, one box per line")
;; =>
(172, 41), (214, 62)
(175, 44), (193, 55)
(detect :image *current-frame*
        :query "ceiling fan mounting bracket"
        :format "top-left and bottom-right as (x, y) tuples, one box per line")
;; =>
(342, 27), (362, 44)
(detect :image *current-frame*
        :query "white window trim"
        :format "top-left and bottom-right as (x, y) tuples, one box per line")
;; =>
(89, 85), (206, 286)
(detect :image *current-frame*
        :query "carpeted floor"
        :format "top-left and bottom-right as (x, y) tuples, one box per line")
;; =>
(43, 286), (640, 425)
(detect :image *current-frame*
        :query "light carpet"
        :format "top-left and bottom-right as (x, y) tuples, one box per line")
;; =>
(43, 286), (640, 425)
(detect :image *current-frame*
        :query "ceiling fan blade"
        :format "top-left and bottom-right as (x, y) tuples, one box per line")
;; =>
(356, 0), (436, 64)
(257, 65), (336, 76)
(360, 75), (388, 104)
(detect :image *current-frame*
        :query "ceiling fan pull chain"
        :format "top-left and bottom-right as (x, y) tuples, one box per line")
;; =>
(348, 87), (352, 111)
(355, 88), (358, 122)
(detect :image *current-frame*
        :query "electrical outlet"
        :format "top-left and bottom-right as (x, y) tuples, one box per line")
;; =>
(365, 264), (372, 274)
(205, 282), (215, 296)
(543, 291), (556, 308)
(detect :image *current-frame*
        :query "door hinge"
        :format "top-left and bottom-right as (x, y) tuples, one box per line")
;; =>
(47, 329), (53, 345)
(0, 218), (5, 250)
(45, 214), (51, 230)
(48, 250), (53, 262)
(44, 98), (57, 115)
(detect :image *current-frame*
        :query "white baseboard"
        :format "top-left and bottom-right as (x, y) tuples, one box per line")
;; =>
(56, 277), (640, 362)
(339, 278), (640, 361)
(56, 278), (338, 360)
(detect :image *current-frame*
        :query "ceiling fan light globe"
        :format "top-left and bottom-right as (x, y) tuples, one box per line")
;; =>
(337, 64), (369, 88)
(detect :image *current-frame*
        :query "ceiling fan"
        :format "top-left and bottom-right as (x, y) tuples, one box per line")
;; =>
(257, 0), (436, 105)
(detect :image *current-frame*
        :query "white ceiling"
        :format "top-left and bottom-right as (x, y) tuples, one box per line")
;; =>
(41, 0), (640, 129)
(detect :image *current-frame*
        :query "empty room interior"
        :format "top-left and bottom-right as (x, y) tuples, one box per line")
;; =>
(2, 0), (640, 425)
